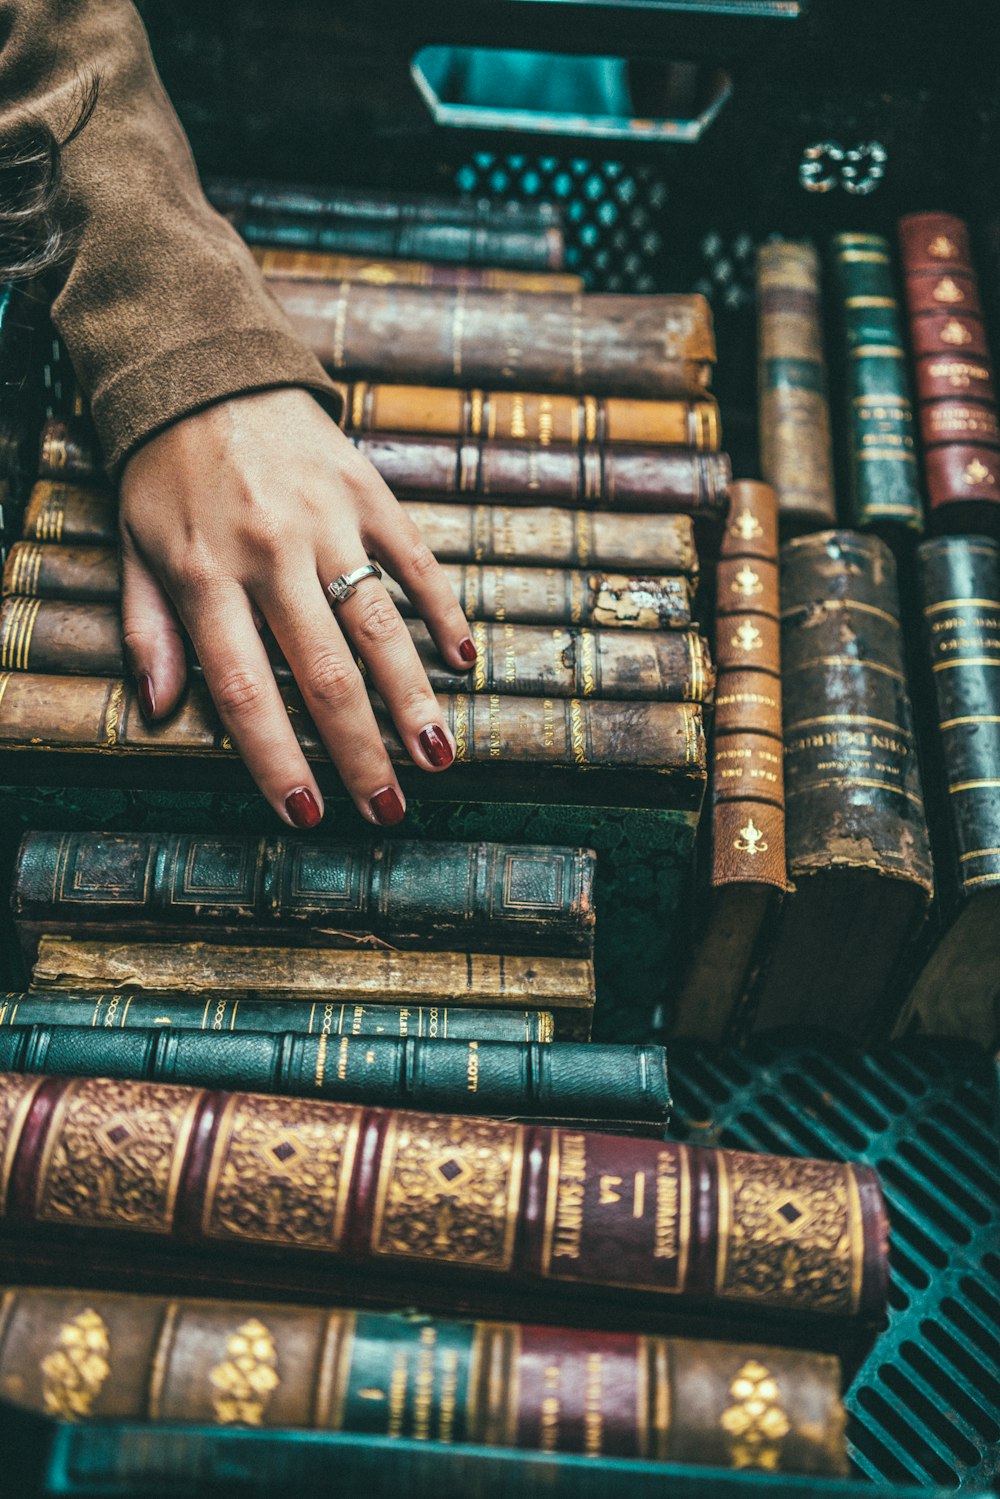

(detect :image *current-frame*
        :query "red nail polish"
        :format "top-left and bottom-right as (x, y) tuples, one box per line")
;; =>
(370, 786), (405, 826)
(419, 724), (454, 769)
(137, 673), (156, 721)
(285, 787), (322, 829)
(459, 637), (477, 664)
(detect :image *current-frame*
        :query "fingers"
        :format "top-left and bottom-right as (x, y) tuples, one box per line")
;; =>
(183, 585), (325, 830)
(258, 569), (408, 825)
(363, 509), (476, 671)
(323, 559), (457, 775)
(119, 536), (188, 720)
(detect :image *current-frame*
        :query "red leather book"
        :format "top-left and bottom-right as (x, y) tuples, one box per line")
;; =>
(0, 1075), (888, 1354)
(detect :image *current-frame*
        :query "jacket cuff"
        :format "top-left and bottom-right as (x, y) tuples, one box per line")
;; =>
(90, 327), (343, 478)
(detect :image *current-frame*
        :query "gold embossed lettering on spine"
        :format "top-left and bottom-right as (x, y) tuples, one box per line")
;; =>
(749, 531), (933, 1040)
(757, 243), (837, 533)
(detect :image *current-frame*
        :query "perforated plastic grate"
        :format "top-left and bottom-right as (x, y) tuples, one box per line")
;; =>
(668, 1038), (1000, 1493)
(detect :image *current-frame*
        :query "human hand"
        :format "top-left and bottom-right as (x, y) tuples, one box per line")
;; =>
(118, 388), (475, 828)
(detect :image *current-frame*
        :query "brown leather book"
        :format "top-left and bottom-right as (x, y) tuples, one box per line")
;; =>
(748, 531), (934, 1040)
(899, 211), (1000, 535)
(332, 380), (721, 450)
(0, 600), (713, 703)
(252, 245), (585, 293)
(30, 939), (596, 1039)
(673, 481), (785, 1041)
(269, 280), (715, 397)
(21, 482), (701, 573)
(2, 544), (694, 630)
(757, 242), (837, 533)
(0, 1071), (888, 1349)
(0, 674), (707, 810)
(0, 1285), (847, 1473)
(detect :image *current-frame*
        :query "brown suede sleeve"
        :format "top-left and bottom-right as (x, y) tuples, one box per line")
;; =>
(0, 0), (341, 475)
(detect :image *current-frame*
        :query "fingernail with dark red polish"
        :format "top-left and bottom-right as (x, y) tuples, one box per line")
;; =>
(137, 673), (156, 721)
(419, 724), (454, 769)
(285, 787), (322, 829)
(370, 786), (405, 826)
(458, 637), (477, 664)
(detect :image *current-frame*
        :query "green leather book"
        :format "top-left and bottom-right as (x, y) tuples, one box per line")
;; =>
(831, 233), (924, 534)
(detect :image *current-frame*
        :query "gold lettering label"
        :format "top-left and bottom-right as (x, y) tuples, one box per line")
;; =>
(551, 1132), (587, 1259)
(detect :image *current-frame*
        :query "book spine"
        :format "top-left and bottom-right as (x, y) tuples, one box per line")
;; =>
(29, 940), (596, 1029)
(899, 212), (1000, 535)
(13, 832), (596, 957)
(0, 1028), (671, 1125)
(710, 481), (786, 893)
(252, 247), (583, 293)
(0, 1075), (887, 1322)
(831, 233), (923, 533)
(0, 992), (556, 1042)
(349, 436), (730, 512)
(3, 548), (694, 630)
(0, 674), (706, 781)
(38, 420), (100, 483)
(205, 177), (563, 231)
(780, 530), (934, 888)
(0, 1286), (847, 1471)
(238, 217), (567, 272)
(269, 282), (715, 399)
(336, 382), (721, 450)
(757, 242), (837, 531)
(916, 536), (1000, 895)
(16, 486), (699, 573)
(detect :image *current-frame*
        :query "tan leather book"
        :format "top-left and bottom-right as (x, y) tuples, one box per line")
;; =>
(331, 379), (721, 449)
(672, 481), (786, 1041)
(252, 244), (585, 293)
(31, 938), (595, 1038)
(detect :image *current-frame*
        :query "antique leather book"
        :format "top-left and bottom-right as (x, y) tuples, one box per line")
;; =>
(0, 600), (711, 701)
(30, 940), (596, 1040)
(0, 1285), (847, 1473)
(0, 676), (707, 811)
(38, 419), (101, 485)
(672, 481), (785, 1040)
(205, 176), (563, 230)
(749, 531), (934, 1039)
(269, 281), (716, 398)
(13, 832), (596, 958)
(901, 537), (1000, 1046)
(21, 482), (702, 573)
(899, 212), (1000, 535)
(757, 242), (837, 533)
(0, 1073), (888, 1343)
(332, 381), (721, 450)
(252, 246), (584, 293)
(2, 550), (695, 631)
(0, 1027), (671, 1128)
(0, 991), (556, 1043)
(830, 233), (923, 535)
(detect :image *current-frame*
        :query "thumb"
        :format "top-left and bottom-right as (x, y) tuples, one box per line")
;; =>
(120, 536), (188, 720)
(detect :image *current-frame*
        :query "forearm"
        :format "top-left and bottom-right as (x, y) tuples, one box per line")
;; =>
(0, 0), (338, 474)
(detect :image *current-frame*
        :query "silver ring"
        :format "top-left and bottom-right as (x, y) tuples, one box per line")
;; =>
(326, 561), (383, 607)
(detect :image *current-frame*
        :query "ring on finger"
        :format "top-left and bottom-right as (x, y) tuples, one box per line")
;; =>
(326, 561), (383, 608)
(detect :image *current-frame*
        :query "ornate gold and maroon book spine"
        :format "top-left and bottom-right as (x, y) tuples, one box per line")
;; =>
(13, 831), (596, 958)
(332, 381), (721, 450)
(29, 940), (595, 1039)
(269, 281), (715, 398)
(0, 601), (711, 702)
(899, 212), (1000, 535)
(757, 242), (837, 533)
(0, 1285), (848, 1473)
(252, 246), (584, 294)
(2, 546), (694, 630)
(0, 1075), (888, 1331)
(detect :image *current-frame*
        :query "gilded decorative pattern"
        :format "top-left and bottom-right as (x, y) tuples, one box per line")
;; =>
(569, 699), (587, 764)
(202, 1093), (360, 1249)
(735, 818), (767, 857)
(41, 1309), (111, 1421)
(209, 1317), (280, 1426)
(371, 1112), (523, 1270)
(720, 1360), (790, 1470)
(715, 1152), (858, 1314)
(35, 1078), (200, 1233)
(101, 680), (127, 747)
(0, 1073), (44, 1210)
(577, 631), (597, 696)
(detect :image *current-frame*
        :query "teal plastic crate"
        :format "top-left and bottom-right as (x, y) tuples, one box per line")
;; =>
(668, 1036), (1000, 1492)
